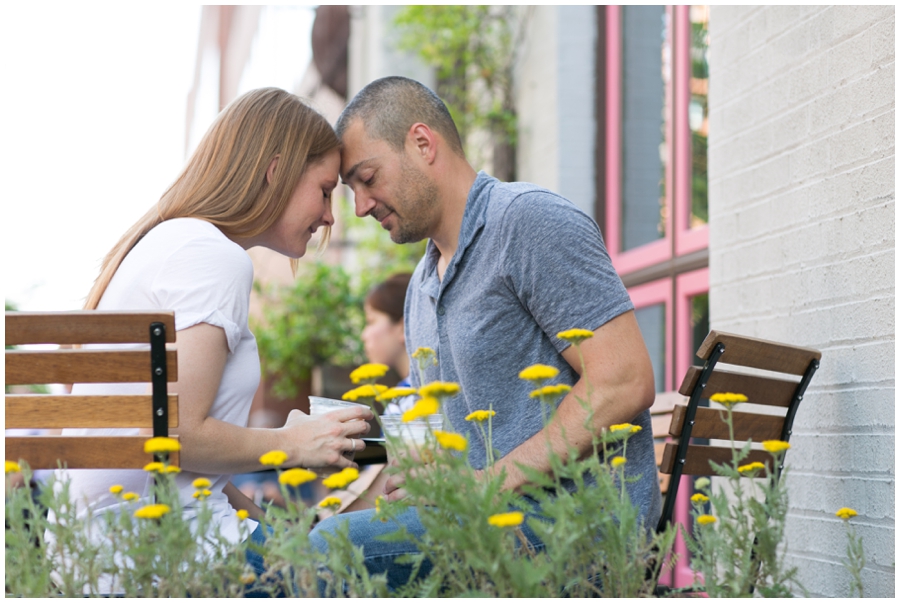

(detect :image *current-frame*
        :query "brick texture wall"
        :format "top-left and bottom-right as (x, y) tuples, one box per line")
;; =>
(708, 6), (894, 597)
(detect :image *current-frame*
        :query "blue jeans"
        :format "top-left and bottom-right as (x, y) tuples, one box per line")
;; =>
(244, 521), (285, 598)
(308, 499), (547, 595)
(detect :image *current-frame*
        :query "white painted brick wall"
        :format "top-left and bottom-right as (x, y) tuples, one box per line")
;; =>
(709, 5), (894, 597)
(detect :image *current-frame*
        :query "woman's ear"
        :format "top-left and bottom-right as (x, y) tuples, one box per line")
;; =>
(266, 155), (280, 185)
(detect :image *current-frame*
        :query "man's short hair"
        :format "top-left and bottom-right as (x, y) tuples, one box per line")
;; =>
(336, 76), (465, 157)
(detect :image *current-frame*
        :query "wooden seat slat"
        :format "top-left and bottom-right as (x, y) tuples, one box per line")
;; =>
(659, 442), (773, 476)
(6, 349), (178, 385)
(6, 311), (176, 346)
(6, 436), (179, 470)
(668, 405), (785, 442)
(6, 394), (179, 429)
(696, 330), (821, 376)
(678, 366), (801, 406)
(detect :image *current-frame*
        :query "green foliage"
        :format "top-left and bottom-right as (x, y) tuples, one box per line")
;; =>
(842, 519), (866, 597)
(252, 261), (366, 398)
(393, 6), (519, 177)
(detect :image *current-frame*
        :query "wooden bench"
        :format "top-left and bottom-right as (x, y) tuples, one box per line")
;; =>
(5, 311), (180, 469)
(650, 330), (821, 594)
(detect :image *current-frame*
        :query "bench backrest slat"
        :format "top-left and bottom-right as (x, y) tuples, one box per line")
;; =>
(5, 436), (179, 470)
(6, 394), (178, 429)
(678, 366), (800, 407)
(668, 405), (785, 442)
(6, 350), (178, 385)
(6, 311), (176, 346)
(696, 330), (821, 376)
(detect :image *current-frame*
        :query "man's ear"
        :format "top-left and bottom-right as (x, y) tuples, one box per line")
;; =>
(408, 123), (437, 164)
(266, 155), (280, 184)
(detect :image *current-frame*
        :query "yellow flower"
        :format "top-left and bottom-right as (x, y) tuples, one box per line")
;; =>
(610, 423), (642, 434)
(375, 495), (385, 514)
(236, 509), (249, 521)
(401, 397), (440, 423)
(342, 384), (388, 401)
(557, 328), (595, 344)
(163, 466), (181, 474)
(737, 461), (766, 475)
(412, 347), (437, 363)
(134, 503), (171, 519)
(709, 392), (748, 408)
(240, 573), (257, 585)
(349, 363), (389, 384)
(610, 456), (627, 468)
(418, 381), (461, 398)
(691, 493), (709, 504)
(696, 514), (717, 525)
(518, 364), (560, 382)
(259, 450), (289, 467)
(835, 507), (858, 520)
(465, 410), (496, 422)
(322, 467), (360, 490)
(694, 477), (711, 490)
(109, 485), (124, 495)
(377, 387), (418, 401)
(318, 496), (343, 509)
(762, 440), (791, 454)
(123, 492), (140, 502)
(143, 462), (164, 473)
(279, 468), (318, 488)
(529, 384), (573, 399)
(488, 511), (525, 528)
(434, 431), (468, 452)
(193, 489), (212, 499)
(193, 477), (212, 489)
(143, 437), (181, 454)
(5, 460), (21, 474)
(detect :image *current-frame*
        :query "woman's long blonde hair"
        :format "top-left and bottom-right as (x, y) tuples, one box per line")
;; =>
(84, 88), (340, 309)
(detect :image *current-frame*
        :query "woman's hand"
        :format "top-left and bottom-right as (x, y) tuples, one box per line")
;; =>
(279, 407), (373, 469)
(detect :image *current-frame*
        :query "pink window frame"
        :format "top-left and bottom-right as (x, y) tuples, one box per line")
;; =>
(604, 5), (673, 276)
(627, 278), (673, 392)
(673, 5), (710, 256)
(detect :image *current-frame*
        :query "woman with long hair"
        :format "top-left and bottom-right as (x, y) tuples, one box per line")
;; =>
(57, 87), (372, 587)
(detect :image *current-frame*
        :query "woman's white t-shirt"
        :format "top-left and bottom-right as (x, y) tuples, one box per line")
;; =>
(59, 217), (261, 544)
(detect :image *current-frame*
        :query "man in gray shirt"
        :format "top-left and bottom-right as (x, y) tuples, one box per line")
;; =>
(310, 76), (660, 590)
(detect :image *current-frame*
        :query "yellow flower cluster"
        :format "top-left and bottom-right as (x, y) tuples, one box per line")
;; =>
(143, 437), (181, 454)
(610, 423), (642, 434)
(193, 477), (212, 489)
(694, 477), (711, 490)
(123, 492), (140, 502)
(192, 477), (213, 500)
(236, 509), (249, 521)
(377, 387), (418, 401)
(279, 468), (318, 488)
(529, 384), (572, 399)
(488, 511), (524, 528)
(557, 328), (594, 344)
(5, 461), (21, 474)
(610, 456), (627, 468)
(737, 461), (766, 475)
(349, 363), (389, 384)
(322, 467), (360, 490)
(518, 364), (560, 382)
(342, 384), (388, 401)
(144, 462), (164, 473)
(412, 347), (437, 363)
(134, 503), (171, 519)
(193, 489), (212, 500)
(259, 450), (289, 467)
(762, 440), (791, 454)
(465, 409), (496, 422)
(434, 431), (467, 452)
(401, 397), (439, 423)
(709, 392), (748, 408)
(318, 496), (342, 509)
(696, 514), (717, 525)
(109, 484), (124, 495)
(835, 507), (858, 520)
(419, 381), (461, 398)
(691, 493), (709, 504)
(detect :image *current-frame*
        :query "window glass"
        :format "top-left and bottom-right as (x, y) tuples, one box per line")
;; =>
(621, 5), (669, 251)
(689, 5), (709, 229)
(635, 303), (667, 393)
(690, 292), (710, 363)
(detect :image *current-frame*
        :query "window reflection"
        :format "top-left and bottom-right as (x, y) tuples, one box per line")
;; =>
(689, 5), (709, 229)
(635, 303), (667, 393)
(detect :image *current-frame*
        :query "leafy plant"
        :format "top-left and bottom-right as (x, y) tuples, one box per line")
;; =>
(252, 261), (366, 398)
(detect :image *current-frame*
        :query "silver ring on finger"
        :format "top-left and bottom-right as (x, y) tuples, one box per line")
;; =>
(351, 438), (357, 452)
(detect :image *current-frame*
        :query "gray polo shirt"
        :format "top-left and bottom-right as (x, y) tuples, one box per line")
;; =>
(405, 171), (661, 526)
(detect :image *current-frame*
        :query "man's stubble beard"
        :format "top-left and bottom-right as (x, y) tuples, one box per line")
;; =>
(389, 160), (440, 245)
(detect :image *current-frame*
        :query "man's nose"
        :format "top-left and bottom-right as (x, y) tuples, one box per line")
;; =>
(353, 191), (376, 218)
